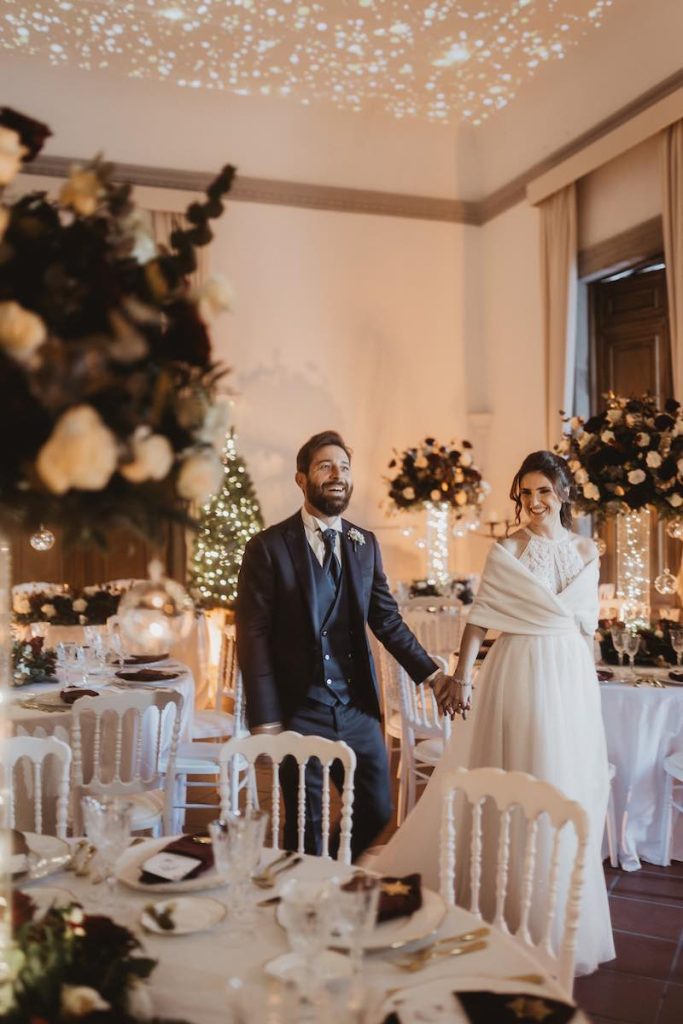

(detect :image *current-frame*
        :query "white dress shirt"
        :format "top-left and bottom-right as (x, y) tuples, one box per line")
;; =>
(301, 507), (342, 565)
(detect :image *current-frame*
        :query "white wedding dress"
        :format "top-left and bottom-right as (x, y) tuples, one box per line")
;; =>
(374, 529), (615, 975)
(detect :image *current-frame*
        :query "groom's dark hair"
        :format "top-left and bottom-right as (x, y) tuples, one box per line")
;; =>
(296, 430), (352, 474)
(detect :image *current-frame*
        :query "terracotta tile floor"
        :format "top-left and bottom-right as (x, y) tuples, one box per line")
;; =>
(184, 760), (683, 1024)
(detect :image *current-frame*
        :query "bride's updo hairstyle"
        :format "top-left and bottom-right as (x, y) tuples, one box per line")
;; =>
(509, 450), (574, 529)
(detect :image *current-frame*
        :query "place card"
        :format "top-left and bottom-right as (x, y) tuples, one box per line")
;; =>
(142, 852), (203, 883)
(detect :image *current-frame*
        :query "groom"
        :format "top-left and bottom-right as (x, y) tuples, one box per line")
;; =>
(236, 429), (454, 859)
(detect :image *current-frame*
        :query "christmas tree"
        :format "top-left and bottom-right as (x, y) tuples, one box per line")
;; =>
(189, 432), (264, 608)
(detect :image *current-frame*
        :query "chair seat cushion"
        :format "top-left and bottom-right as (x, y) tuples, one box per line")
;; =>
(192, 710), (235, 740)
(414, 737), (445, 763)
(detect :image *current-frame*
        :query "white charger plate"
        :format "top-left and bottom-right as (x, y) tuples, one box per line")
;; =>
(141, 896), (226, 935)
(276, 886), (446, 951)
(11, 833), (71, 882)
(117, 837), (227, 893)
(265, 950), (352, 984)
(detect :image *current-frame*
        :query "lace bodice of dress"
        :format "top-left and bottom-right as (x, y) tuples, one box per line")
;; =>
(519, 528), (585, 594)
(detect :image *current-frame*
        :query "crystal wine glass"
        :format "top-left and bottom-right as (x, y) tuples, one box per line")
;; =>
(277, 877), (337, 1000)
(81, 796), (133, 912)
(330, 874), (380, 977)
(670, 626), (683, 667)
(56, 642), (86, 688)
(623, 631), (641, 679)
(610, 626), (628, 668)
(209, 810), (268, 944)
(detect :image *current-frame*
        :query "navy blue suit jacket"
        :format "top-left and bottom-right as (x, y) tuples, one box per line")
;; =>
(235, 512), (438, 729)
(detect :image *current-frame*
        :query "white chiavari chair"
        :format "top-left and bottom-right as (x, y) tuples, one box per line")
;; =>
(71, 689), (183, 836)
(401, 596), (462, 660)
(2, 735), (71, 839)
(218, 731), (357, 864)
(662, 749), (683, 865)
(191, 621), (242, 740)
(395, 662), (451, 826)
(439, 766), (589, 997)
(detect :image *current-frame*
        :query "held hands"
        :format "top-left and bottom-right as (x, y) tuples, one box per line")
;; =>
(430, 671), (473, 720)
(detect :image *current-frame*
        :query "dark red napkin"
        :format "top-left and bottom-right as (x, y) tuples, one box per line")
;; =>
(60, 688), (100, 704)
(376, 874), (422, 923)
(115, 669), (180, 682)
(139, 834), (214, 884)
(669, 670), (683, 681)
(596, 669), (614, 681)
(457, 991), (576, 1024)
(124, 654), (169, 665)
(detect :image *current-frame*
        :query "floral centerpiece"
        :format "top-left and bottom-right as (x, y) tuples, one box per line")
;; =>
(1, 893), (192, 1022)
(11, 635), (57, 685)
(386, 437), (488, 513)
(0, 107), (235, 546)
(556, 393), (683, 520)
(13, 584), (123, 626)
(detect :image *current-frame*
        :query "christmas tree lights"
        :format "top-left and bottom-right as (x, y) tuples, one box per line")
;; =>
(189, 433), (263, 608)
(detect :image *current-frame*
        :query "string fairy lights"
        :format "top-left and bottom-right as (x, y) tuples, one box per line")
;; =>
(188, 432), (263, 609)
(616, 509), (650, 629)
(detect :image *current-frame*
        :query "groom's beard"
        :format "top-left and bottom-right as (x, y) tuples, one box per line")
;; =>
(305, 478), (353, 517)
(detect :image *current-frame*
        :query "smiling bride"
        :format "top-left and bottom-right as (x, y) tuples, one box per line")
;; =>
(374, 450), (616, 976)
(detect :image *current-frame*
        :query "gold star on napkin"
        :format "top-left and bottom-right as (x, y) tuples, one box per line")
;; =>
(381, 879), (412, 897)
(506, 996), (555, 1022)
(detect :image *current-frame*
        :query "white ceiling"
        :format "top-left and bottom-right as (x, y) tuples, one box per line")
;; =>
(0, 0), (623, 127)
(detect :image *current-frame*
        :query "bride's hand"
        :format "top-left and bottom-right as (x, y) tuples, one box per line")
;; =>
(442, 676), (473, 720)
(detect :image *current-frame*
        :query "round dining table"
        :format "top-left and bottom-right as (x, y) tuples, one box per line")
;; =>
(599, 670), (683, 870)
(14, 840), (588, 1024)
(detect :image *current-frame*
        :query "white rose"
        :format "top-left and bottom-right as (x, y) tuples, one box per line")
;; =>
(13, 593), (30, 614)
(36, 405), (118, 494)
(646, 451), (662, 468)
(0, 126), (25, 185)
(176, 447), (223, 503)
(60, 985), (110, 1017)
(59, 167), (101, 216)
(0, 205), (8, 243)
(120, 426), (174, 483)
(668, 493), (683, 507)
(583, 482), (600, 501)
(40, 603), (56, 618)
(628, 469), (646, 485)
(402, 486), (415, 500)
(196, 274), (235, 321)
(196, 400), (230, 453)
(569, 416), (583, 430)
(414, 455), (428, 469)
(579, 433), (592, 449)
(636, 432), (650, 447)
(0, 301), (47, 365)
(556, 437), (570, 453)
(600, 430), (615, 444)
(625, 413), (637, 427)
(459, 452), (473, 467)
(606, 408), (622, 424)
(455, 490), (468, 506)
(72, 598), (87, 612)
(430, 489), (441, 501)
(568, 459), (580, 472)
(574, 468), (589, 484)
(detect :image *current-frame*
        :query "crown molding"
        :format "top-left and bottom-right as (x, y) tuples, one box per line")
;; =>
(22, 66), (683, 228)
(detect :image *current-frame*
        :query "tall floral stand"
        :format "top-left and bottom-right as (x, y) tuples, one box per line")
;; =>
(616, 509), (651, 627)
(424, 502), (451, 590)
(0, 530), (12, 980)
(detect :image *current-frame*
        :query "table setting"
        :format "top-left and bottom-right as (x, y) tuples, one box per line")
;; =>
(3, 796), (589, 1024)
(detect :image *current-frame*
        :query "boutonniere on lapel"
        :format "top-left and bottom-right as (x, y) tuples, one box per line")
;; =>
(347, 527), (366, 551)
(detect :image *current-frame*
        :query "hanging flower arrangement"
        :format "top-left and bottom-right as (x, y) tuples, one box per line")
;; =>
(0, 107), (236, 546)
(556, 393), (683, 520)
(386, 437), (489, 514)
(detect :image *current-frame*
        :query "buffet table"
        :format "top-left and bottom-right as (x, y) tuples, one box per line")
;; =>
(15, 842), (587, 1024)
(599, 674), (683, 869)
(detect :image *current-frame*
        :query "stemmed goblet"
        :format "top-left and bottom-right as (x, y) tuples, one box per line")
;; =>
(669, 626), (683, 667)
(610, 626), (628, 669)
(330, 874), (380, 977)
(277, 877), (337, 1001)
(208, 810), (268, 944)
(56, 642), (86, 688)
(623, 631), (641, 679)
(81, 796), (133, 913)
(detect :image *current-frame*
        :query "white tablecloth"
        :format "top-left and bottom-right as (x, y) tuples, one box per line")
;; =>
(17, 844), (586, 1024)
(600, 677), (683, 870)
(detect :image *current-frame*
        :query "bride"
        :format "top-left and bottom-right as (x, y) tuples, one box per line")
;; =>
(374, 450), (615, 975)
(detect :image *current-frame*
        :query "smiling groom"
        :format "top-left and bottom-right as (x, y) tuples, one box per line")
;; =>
(236, 430), (448, 859)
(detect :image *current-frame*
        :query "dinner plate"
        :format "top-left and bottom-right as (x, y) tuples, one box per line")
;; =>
(264, 950), (352, 984)
(380, 975), (584, 1024)
(11, 833), (71, 882)
(141, 896), (226, 935)
(276, 886), (446, 951)
(117, 838), (226, 893)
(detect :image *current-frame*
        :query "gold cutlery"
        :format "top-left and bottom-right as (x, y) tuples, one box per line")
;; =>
(384, 970), (544, 1000)
(394, 939), (488, 972)
(252, 853), (303, 889)
(390, 926), (489, 953)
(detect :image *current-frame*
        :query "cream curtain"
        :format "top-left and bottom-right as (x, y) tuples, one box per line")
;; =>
(539, 182), (578, 447)
(660, 121), (683, 401)
(149, 209), (209, 289)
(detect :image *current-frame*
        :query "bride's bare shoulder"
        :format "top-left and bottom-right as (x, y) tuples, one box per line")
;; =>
(497, 529), (527, 557)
